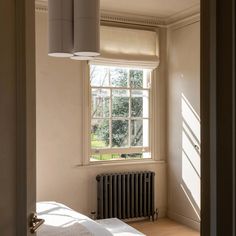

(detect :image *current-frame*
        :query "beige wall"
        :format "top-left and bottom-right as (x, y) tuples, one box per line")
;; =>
(36, 11), (167, 217)
(167, 21), (200, 230)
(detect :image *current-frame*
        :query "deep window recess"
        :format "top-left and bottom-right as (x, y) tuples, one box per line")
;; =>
(90, 65), (152, 162)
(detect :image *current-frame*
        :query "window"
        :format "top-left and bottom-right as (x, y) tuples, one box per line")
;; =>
(89, 65), (152, 162)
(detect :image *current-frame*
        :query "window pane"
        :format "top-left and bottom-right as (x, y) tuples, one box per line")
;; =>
(112, 153), (143, 159)
(110, 67), (128, 87)
(131, 119), (149, 147)
(112, 90), (129, 117)
(90, 65), (109, 87)
(130, 70), (143, 88)
(124, 153), (143, 159)
(91, 119), (109, 148)
(143, 70), (152, 88)
(112, 120), (128, 147)
(100, 154), (120, 160)
(91, 155), (101, 161)
(131, 90), (149, 117)
(91, 154), (114, 161)
(90, 65), (151, 162)
(91, 89), (110, 118)
(130, 69), (151, 88)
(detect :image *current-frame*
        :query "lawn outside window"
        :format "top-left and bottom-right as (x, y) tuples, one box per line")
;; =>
(89, 64), (152, 162)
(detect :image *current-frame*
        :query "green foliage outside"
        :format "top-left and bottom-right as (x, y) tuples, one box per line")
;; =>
(91, 67), (145, 160)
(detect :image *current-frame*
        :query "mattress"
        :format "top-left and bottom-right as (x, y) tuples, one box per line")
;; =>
(37, 202), (113, 236)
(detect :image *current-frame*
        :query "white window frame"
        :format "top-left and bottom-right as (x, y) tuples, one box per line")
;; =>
(81, 60), (162, 165)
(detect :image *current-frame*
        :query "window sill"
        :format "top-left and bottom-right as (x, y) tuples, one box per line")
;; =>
(76, 159), (166, 168)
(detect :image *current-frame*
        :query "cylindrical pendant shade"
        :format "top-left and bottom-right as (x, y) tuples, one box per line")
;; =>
(48, 0), (74, 57)
(74, 0), (100, 57)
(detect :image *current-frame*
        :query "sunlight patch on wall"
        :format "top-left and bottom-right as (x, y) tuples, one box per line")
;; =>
(180, 184), (200, 220)
(182, 150), (200, 209)
(182, 127), (200, 176)
(181, 94), (200, 142)
(181, 93), (201, 213)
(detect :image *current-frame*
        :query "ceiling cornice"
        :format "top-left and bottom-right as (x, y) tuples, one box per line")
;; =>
(35, 0), (200, 28)
(165, 3), (200, 25)
(100, 10), (166, 27)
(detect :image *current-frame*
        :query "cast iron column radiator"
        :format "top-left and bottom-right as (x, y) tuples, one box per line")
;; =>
(96, 171), (155, 220)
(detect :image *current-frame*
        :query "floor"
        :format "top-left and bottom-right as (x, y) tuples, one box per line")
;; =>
(129, 218), (200, 236)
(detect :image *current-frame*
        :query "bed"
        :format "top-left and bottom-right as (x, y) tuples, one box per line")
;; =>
(37, 202), (145, 236)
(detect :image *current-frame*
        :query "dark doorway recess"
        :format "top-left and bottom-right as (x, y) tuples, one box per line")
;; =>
(201, 0), (235, 235)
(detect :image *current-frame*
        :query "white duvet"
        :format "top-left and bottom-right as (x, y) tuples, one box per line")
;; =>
(37, 202), (113, 236)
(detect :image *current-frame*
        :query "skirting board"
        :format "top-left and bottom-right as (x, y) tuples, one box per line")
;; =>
(158, 207), (167, 218)
(168, 211), (200, 231)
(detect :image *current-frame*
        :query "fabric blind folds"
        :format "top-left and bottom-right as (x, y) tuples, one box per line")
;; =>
(96, 25), (159, 65)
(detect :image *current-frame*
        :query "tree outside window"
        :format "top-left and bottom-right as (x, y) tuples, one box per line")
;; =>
(90, 65), (151, 161)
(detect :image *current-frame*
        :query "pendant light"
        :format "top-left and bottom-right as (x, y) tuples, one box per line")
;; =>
(48, 0), (74, 57)
(74, 0), (100, 57)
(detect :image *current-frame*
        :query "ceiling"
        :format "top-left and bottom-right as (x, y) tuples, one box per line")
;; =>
(39, 0), (200, 19)
(100, 0), (199, 18)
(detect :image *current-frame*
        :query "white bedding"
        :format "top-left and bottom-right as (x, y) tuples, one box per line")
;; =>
(37, 202), (113, 236)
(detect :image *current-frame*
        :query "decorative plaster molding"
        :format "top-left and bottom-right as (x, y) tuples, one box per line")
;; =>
(168, 13), (200, 30)
(35, 0), (47, 9)
(35, 1), (165, 27)
(35, 0), (200, 28)
(35, 0), (47, 12)
(165, 3), (200, 25)
(100, 10), (166, 27)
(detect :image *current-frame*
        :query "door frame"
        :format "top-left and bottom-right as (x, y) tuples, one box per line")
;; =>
(12, 0), (235, 235)
(0, 0), (35, 235)
(16, 0), (36, 235)
(201, 0), (235, 235)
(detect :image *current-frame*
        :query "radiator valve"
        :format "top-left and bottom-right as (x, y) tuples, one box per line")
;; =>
(151, 208), (159, 221)
(155, 208), (159, 220)
(90, 211), (96, 220)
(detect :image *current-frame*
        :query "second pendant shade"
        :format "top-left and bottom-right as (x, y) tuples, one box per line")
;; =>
(48, 0), (100, 59)
(48, 0), (74, 57)
(74, 0), (100, 57)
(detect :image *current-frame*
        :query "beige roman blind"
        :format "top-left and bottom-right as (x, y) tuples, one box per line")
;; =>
(94, 25), (159, 67)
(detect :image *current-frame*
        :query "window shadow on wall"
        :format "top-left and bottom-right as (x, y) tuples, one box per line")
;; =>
(181, 93), (201, 220)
